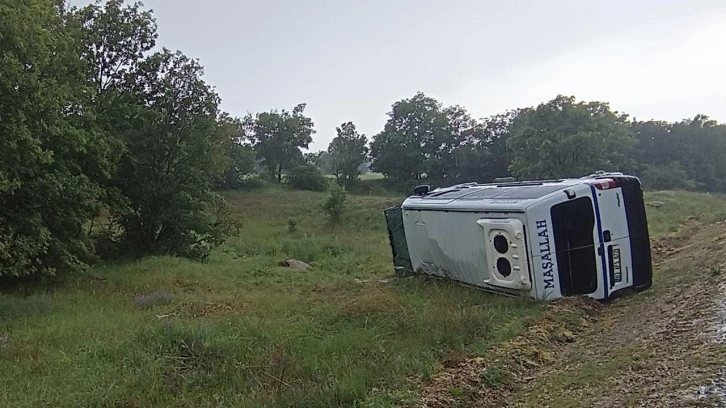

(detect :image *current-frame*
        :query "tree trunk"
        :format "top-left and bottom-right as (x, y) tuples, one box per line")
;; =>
(277, 164), (282, 183)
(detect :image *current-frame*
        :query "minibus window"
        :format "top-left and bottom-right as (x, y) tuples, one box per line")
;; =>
(550, 197), (598, 296)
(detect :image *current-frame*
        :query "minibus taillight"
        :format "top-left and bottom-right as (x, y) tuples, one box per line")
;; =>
(592, 179), (617, 190)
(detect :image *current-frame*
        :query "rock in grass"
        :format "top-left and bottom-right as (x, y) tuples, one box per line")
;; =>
(279, 259), (311, 270)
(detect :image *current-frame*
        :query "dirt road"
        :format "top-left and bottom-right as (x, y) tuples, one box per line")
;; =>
(417, 219), (726, 407)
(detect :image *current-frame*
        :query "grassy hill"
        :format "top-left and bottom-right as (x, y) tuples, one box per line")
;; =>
(1, 187), (725, 407)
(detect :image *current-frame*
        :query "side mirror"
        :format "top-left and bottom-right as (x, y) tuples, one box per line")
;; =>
(413, 185), (430, 196)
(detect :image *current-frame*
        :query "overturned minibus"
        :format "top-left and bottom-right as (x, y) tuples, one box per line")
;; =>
(384, 172), (653, 301)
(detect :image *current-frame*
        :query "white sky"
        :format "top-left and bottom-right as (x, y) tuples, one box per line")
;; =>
(74, 0), (726, 150)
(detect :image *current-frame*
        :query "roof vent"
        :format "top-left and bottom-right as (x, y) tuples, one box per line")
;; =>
(413, 185), (430, 196)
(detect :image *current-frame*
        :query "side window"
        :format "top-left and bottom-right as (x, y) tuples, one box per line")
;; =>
(550, 197), (598, 296)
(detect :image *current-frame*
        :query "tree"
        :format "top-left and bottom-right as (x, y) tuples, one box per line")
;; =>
(287, 163), (329, 191)
(507, 95), (634, 179)
(446, 112), (518, 184)
(328, 122), (369, 186)
(668, 116), (725, 191)
(110, 49), (234, 259)
(0, 0), (102, 276)
(370, 92), (454, 186)
(628, 115), (726, 192)
(73, 0), (158, 202)
(245, 104), (315, 182)
(216, 116), (256, 189)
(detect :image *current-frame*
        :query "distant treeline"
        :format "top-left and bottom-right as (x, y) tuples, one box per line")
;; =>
(308, 94), (726, 193)
(2, 0), (724, 279)
(356, 93), (726, 193)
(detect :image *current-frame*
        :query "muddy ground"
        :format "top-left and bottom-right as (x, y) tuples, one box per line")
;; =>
(415, 219), (726, 408)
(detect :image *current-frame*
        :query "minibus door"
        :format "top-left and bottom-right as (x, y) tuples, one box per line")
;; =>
(592, 183), (633, 296)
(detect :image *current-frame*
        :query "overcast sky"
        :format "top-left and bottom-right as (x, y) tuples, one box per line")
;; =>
(77, 0), (726, 151)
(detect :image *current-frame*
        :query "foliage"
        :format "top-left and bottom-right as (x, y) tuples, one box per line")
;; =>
(215, 116), (256, 189)
(218, 142), (256, 189)
(639, 163), (698, 191)
(507, 95), (634, 179)
(287, 163), (329, 192)
(287, 217), (298, 233)
(629, 116), (726, 192)
(328, 122), (369, 186)
(3, 0), (726, 283)
(370, 93), (519, 188)
(323, 185), (348, 222)
(303, 150), (334, 174)
(74, 0), (157, 201)
(72, 1), (238, 261)
(245, 104), (315, 183)
(0, 0), (104, 277)
(108, 49), (234, 259)
(370, 92), (454, 187)
(448, 111), (519, 183)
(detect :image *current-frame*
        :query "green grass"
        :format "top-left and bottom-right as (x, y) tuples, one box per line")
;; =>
(643, 190), (726, 236)
(2, 187), (724, 407)
(359, 172), (385, 181)
(0, 186), (543, 408)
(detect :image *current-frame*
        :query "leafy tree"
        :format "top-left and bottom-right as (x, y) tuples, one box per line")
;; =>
(507, 95), (634, 179)
(370, 92), (454, 187)
(216, 116), (256, 189)
(74, 0), (158, 203)
(0, 0), (102, 277)
(245, 104), (315, 182)
(110, 49), (234, 259)
(478, 111), (519, 179)
(448, 110), (518, 184)
(629, 116), (726, 192)
(304, 151), (323, 167)
(328, 122), (369, 186)
(668, 116), (726, 192)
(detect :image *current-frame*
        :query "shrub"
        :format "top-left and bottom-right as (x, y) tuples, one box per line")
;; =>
(640, 162), (698, 191)
(287, 217), (298, 233)
(217, 141), (256, 189)
(237, 175), (265, 190)
(287, 164), (329, 191)
(323, 185), (347, 222)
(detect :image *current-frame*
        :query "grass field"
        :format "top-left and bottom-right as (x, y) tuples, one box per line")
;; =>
(1, 187), (725, 407)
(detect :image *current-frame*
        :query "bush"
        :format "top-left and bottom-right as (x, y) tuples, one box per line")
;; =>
(217, 141), (256, 189)
(287, 217), (298, 233)
(287, 164), (329, 191)
(323, 185), (347, 222)
(640, 162), (698, 191)
(237, 175), (265, 190)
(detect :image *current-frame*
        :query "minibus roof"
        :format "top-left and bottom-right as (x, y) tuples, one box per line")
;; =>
(401, 178), (586, 212)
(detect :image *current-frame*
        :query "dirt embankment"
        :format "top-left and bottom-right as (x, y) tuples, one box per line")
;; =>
(415, 219), (726, 408)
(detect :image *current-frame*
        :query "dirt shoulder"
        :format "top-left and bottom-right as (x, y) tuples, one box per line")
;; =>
(415, 219), (726, 408)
